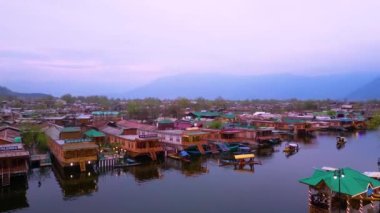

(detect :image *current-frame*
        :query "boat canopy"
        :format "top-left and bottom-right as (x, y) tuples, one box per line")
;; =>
(234, 154), (255, 160)
(179, 150), (190, 157)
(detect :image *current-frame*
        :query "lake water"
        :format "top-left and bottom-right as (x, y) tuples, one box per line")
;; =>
(1, 131), (380, 213)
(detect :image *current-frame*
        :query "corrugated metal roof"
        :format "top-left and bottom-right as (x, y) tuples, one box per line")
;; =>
(299, 167), (380, 196)
(61, 127), (81, 133)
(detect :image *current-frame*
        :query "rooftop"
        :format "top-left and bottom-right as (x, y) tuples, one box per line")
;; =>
(85, 129), (105, 138)
(61, 127), (81, 133)
(299, 167), (380, 197)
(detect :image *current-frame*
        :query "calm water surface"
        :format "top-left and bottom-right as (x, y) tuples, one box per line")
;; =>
(1, 131), (380, 213)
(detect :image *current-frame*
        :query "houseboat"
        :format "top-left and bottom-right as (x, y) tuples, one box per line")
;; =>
(0, 126), (21, 145)
(157, 129), (210, 155)
(300, 167), (380, 212)
(44, 125), (98, 172)
(0, 143), (29, 187)
(100, 124), (163, 160)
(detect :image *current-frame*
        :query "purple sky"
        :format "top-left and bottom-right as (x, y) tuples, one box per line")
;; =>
(1, 0), (380, 96)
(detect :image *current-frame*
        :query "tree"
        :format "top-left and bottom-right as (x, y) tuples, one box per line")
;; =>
(367, 112), (380, 130)
(20, 124), (49, 153)
(61, 94), (75, 104)
(326, 110), (336, 117)
(209, 120), (223, 129)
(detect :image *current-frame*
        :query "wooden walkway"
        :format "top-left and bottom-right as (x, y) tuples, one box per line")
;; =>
(31, 154), (52, 167)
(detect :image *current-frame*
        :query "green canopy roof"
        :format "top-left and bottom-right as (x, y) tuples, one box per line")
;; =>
(14, 136), (22, 143)
(191, 111), (221, 118)
(85, 129), (105, 138)
(158, 119), (174, 124)
(223, 113), (236, 119)
(61, 127), (81, 133)
(299, 167), (380, 197)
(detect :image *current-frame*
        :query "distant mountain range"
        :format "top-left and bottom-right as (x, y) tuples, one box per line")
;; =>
(1, 72), (379, 100)
(124, 73), (380, 100)
(0, 86), (51, 99)
(347, 77), (380, 100)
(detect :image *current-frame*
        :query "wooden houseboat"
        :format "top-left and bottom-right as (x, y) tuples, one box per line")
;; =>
(44, 125), (98, 172)
(300, 167), (380, 212)
(157, 129), (210, 154)
(0, 126), (21, 145)
(0, 143), (29, 187)
(100, 125), (163, 160)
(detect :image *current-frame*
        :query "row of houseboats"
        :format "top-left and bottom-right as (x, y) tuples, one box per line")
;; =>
(0, 118), (363, 187)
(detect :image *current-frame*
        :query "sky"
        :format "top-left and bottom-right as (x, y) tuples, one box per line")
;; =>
(0, 0), (380, 96)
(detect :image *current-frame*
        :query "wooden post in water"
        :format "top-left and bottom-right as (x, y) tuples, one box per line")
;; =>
(345, 196), (350, 213)
(328, 190), (332, 213)
(80, 161), (86, 172)
(308, 187), (312, 208)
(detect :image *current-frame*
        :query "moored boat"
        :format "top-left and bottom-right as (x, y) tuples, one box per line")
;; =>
(336, 136), (347, 145)
(283, 143), (299, 153)
(167, 151), (191, 162)
(113, 158), (141, 168)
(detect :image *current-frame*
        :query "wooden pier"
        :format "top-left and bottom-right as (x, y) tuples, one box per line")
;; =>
(30, 154), (51, 167)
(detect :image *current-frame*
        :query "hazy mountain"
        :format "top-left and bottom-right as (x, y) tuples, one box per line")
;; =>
(0, 86), (52, 99)
(125, 73), (379, 100)
(347, 77), (380, 100)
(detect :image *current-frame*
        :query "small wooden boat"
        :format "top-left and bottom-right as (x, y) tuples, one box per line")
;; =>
(167, 151), (191, 162)
(226, 143), (240, 152)
(283, 143), (299, 153)
(113, 158), (141, 168)
(336, 136), (347, 145)
(267, 138), (281, 145)
(372, 193), (380, 199)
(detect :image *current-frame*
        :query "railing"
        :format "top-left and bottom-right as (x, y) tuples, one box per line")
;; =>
(0, 165), (28, 174)
(132, 147), (163, 153)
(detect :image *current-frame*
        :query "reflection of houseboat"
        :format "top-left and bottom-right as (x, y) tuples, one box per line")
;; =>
(128, 163), (162, 182)
(44, 125), (98, 172)
(0, 177), (28, 212)
(52, 164), (98, 198)
(283, 143), (299, 153)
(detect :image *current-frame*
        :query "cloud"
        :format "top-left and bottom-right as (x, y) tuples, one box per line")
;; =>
(0, 0), (380, 96)
(23, 59), (103, 70)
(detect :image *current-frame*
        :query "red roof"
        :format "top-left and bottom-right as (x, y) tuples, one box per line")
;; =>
(0, 127), (20, 143)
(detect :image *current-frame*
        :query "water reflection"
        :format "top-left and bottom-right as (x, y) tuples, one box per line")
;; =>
(1, 131), (379, 213)
(52, 164), (98, 199)
(0, 176), (28, 212)
(255, 146), (276, 158)
(127, 162), (163, 182)
(163, 157), (209, 177)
